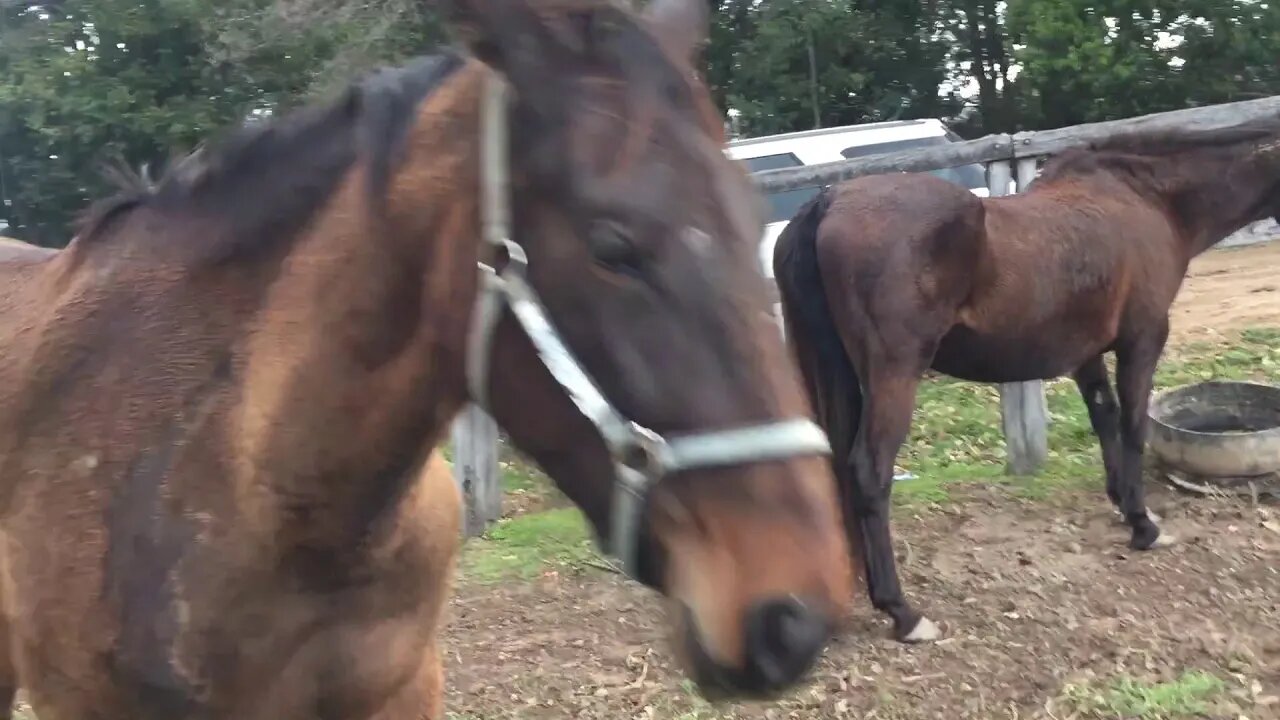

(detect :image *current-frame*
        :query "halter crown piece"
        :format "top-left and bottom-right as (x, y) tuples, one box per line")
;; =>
(464, 72), (833, 578)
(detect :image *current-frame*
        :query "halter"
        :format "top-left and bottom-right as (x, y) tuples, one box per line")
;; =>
(465, 74), (832, 578)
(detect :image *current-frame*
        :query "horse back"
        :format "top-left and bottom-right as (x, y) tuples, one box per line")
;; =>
(819, 172), (986, 311)
(929, 178), (1187, 380)
(979, 179), (1187, 322)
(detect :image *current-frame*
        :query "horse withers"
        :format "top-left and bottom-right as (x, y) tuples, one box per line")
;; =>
(774, 118), (1280, 642)
(0, 0), (853, 717)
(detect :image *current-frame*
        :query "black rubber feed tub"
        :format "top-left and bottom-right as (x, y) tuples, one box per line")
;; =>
(1147, 380), (1280, 480)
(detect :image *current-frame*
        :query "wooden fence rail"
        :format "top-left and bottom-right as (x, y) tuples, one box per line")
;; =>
(450, 94), (1280, 536)
(754, 95), (1280, 193)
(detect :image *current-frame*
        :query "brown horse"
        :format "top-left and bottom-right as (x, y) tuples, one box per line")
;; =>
(773, 118), (1280, 643)
(0, 0), (855, 717)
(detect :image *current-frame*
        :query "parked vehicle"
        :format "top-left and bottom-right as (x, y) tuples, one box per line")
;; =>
(725, 118), (989, 278)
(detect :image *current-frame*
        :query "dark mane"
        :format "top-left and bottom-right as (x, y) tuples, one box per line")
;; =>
(1037, 115), (1280, 186)
(75, 51), (466, 262)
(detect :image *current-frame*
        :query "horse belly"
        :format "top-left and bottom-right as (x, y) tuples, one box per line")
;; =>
(931, 323), (1107, 384)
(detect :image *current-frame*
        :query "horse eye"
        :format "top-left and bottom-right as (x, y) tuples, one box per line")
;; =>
(588, 220), (643, 276)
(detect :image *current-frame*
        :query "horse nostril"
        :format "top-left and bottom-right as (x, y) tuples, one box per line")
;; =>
(743, 596), (829, 691)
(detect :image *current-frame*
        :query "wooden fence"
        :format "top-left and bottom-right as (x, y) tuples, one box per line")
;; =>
(451, 94), (1280, 537)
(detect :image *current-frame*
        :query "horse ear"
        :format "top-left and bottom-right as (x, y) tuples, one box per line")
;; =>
(440, 0), (572, 125)
(643, 0), (709, 62)
(441, 0), (560, 84)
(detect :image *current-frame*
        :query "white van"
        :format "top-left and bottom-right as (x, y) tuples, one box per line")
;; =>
(725, 118), (989, 278)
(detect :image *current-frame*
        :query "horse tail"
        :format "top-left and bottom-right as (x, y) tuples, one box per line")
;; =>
(772, 186), (861, 486)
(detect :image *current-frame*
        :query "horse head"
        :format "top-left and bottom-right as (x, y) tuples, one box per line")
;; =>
(447, 0), (852, 699)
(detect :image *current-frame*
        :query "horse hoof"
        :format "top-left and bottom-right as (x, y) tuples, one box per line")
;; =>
(1131, 529), (1178, 550)
(901, 616), (941, 643)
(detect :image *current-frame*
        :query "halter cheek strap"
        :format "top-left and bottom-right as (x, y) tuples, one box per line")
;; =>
(465, 73), (832, 578)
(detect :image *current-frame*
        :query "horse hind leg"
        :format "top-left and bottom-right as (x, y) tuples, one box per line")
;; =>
(825, 275), (962, 642)
(845, 363), (941, 643)
(1113, 328), (1176, 550)
(783, 280), (937, 642)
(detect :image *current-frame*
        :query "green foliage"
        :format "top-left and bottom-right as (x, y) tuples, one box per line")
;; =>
(1, 0), (1277, 245)
(0, 0), (442, 246)
(1008, 0), (1280, 128)
(1009, 0), (1185, 127)
(709, 0), (958, 137)
(711, 0), (1280, 138)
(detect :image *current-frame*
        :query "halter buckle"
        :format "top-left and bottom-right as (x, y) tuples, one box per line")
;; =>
(612, 423), (670, 490)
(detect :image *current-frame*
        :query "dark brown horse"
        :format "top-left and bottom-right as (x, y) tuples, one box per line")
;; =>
(774, 119), (1280, 643)
(0, 0), (855, 717)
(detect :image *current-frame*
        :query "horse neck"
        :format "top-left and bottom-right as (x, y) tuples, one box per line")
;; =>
(233, 71), (486, 544)
(1155, 146), (1274, 257)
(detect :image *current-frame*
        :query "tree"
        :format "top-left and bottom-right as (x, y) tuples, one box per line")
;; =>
(1007, 0), (1186, 128)
(938, 0), (1019, 132)
(708, 0), (958, 138)
(207, 0), (446, 101)
(1006, 0), (1280, 130)
(0, 0), (442, 245)
(2, 0), (1276, 242)
(1173, 0), (1280, 106)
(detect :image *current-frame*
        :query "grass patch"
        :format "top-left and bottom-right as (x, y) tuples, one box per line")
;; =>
(459, 507), (597, 583)
(500, 459), (545, 494)
(892, 327), (1280, 507)
(1058, 671), (1228, 719)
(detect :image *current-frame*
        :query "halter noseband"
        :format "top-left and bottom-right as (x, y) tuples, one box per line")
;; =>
(464, 74), (832, 579)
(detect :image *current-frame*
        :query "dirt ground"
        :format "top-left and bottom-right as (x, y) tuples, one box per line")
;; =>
(442, 241), (1280, 719)
(444, 486), (1279, 719)
(1170, 241), (1280, 342)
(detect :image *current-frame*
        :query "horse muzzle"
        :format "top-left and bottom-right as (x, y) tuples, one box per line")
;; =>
(680, 597), (832, 701)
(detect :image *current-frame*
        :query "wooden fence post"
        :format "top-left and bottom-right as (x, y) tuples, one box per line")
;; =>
(450, 404), (501, 538)
(991, 159), (1050, 476)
